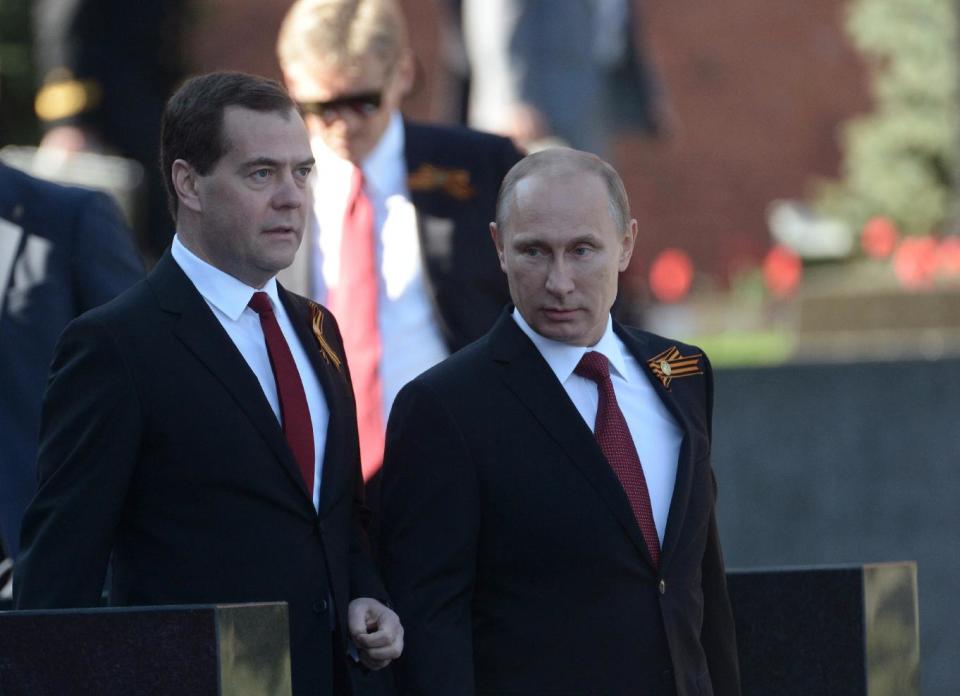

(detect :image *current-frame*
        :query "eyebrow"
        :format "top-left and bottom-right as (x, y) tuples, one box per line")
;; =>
(511, 233), (601, 247)
(241, 156), (316, 170)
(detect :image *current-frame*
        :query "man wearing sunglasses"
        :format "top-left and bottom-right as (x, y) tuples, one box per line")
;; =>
(277, 0), (523, 488)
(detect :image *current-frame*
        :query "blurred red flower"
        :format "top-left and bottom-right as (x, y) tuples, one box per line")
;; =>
(861, 217), (898, 258)
(937, 237), (960, 278)
(892, 235), (938, 289)
(649, 248), (694, 303)
(762, 245), (802, 297)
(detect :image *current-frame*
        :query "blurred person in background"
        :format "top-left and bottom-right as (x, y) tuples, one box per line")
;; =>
(0, 160), (143, 599)
(462, 0), (669, 155)
(277, 0), (522, 488)
(32, 0), (186, 262)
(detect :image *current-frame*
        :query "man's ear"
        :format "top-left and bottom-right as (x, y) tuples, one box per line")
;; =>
(490, 222), (507, 272)
(172, 159), (203, 214)
(393, 50), (416, 98)
(619, 218), (638, 272)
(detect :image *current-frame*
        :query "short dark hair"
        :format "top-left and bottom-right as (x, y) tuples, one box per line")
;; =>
(160, 71), (297, 218)
(495, 148), (631, 236)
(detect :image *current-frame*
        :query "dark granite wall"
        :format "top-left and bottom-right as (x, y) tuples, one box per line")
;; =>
(713, 359), (960, 695)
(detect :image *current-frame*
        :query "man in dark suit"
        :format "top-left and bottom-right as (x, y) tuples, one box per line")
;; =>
(0, 162), (142, 571)
(379, 148), (740, 695)
(277, 0), (522, 481)
(15, 72), (403, 696)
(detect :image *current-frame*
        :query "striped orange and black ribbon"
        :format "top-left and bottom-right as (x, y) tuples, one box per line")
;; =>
(647, 346), (702, 388)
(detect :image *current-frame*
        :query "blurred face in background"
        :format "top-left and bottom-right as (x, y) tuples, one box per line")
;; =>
(284, 52), (413, 165)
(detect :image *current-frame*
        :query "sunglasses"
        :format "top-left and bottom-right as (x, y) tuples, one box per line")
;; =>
(297, 91), (382, 124)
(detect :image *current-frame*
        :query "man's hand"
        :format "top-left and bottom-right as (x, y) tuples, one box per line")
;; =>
(347, 597), (404, 670)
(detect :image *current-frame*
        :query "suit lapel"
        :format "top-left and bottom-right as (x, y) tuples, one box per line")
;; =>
(278, 288), (354, 517)
(489, 313), (657, 567)
(614, 324), (699, 571)
(148, 254), (314, 513)
(0, 217), (23, 315)
(0, 167), (25, 316)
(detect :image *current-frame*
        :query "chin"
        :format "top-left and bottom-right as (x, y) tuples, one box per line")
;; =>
(262, 249), (297, 273)
(534, 323), (582, 346)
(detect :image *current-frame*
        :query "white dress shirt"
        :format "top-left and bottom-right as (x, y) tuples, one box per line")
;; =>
(512, 309), (682, 542)
(308, 111), (449, 422)
(172, 235), (330, 510)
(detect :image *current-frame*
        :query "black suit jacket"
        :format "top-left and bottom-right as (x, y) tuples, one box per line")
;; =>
(0, 162), (142, 559)
(279, 120), (521, 354)
(14, 253), (388, 696)
(379, 312), (741, 696)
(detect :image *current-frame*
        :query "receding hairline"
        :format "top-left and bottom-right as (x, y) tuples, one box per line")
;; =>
(495, 148), (631, 235)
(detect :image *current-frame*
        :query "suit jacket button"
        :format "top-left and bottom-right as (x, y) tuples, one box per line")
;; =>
(658, 579), (667, 595)
(313, 598), (329, 614)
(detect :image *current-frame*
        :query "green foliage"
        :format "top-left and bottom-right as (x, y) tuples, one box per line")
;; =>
(0, 0), (39, 146)
(688, 331), (794, 367)
(815, 0), (959, 236)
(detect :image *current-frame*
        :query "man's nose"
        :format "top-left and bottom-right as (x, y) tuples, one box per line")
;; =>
(545, 258), (575, 296)
(324, 105), (364, 132)
(273, 171), (305, 209)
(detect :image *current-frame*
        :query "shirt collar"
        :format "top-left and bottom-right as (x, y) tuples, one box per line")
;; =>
(362, 110), (405, 195)
(171, 234), (281, 320)
(511, 308), (630, 383)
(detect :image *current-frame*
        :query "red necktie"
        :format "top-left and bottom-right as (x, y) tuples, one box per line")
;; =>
(328, 166), (384, 481)
(576, 351), (661, 567)
(249, 291), (315, 497)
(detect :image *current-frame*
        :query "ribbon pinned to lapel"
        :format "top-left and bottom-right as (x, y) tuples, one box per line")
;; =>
(309, 302), (343, 371)
(648, 346), (702, 388)
(407, 164), (476, 201)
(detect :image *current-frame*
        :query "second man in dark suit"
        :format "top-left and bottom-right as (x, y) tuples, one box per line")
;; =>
(15, 71), (403, 696)
(380, 148), (740, 695)
(0, 163), (142, 570)
(277, 0), (523, 481)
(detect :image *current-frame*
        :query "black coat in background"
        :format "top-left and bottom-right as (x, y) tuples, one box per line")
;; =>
(380, 312), (741, 696)
(14, 253), (390, 696)
(0, 163), (142, 559)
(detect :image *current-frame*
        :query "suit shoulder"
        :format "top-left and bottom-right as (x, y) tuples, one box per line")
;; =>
(405, 121), (521, 166)
(71, 275), (153, 330)
(405, 121), (513, 149)
(405, 332), (493, 394)
(618, 324), (707, 361)
(17, 167), (108, 207)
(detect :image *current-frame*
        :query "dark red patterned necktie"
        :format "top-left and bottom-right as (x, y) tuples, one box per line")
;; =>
(249, 291), (315, 497)
(576, 350), (660, 567)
